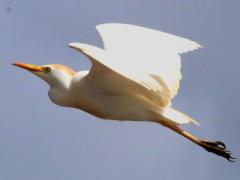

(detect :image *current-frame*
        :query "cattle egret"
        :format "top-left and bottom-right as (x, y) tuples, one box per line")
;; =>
(13, 23), (234, 161)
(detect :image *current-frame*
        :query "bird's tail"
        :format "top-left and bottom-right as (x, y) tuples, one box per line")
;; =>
(162, 107), (200, 126)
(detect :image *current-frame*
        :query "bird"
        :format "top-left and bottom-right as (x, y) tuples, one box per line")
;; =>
(12, 23), (234, 161)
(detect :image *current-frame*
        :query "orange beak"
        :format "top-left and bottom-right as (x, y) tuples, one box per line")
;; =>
(12, 62), (45, 72)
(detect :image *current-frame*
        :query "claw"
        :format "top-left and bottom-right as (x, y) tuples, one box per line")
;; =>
(216, 141), (226, 148)
(228, 157), (236, 162)
(200, 140), (235, 162)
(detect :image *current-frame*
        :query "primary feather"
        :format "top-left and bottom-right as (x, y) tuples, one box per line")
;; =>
(69, 23), (202, 119)
(96, 23), (202, 98)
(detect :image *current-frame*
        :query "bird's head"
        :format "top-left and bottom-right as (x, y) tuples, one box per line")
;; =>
(12, 62), (75, 89)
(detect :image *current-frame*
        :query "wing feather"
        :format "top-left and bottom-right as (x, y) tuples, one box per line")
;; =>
(68, 43), (171, 107)
(69, 23), (201, 107)
(96, 23), (202, 98)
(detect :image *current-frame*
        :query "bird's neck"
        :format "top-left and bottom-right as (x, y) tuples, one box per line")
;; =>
(47, 76), (73, 107)
(48, 87), (71, 107)
(47, 71), (89, 108)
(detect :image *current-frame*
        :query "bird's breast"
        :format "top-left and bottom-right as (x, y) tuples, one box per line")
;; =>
(48, 88), (72, 107)
(67, 74), (163, 121)
(71, 90), (158, 121)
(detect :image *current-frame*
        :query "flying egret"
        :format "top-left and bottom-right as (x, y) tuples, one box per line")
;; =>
(13, 23), (234, 161)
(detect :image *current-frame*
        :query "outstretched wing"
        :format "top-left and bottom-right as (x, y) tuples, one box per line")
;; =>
(96, 23), (201, 98)
(69, 23), (201, 106)
(69, 43), (171, 107)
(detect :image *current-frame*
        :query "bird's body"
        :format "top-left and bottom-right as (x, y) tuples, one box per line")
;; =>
(46, 67), (159, 121)
(13, 23), (234, 161)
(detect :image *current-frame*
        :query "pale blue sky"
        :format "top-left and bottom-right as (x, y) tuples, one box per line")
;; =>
(0, 0), (239, 179)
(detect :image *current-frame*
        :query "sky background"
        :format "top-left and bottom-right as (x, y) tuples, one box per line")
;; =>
(0, 0), (239, 179)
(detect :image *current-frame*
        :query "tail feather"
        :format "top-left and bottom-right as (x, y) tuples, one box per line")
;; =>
(162, 107), (199, 126)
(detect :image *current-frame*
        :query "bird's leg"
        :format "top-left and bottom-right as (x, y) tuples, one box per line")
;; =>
(160, 122), (235, 162)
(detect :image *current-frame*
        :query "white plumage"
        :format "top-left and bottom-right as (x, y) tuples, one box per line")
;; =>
(13, 23), (234, 161)
(68, 23), (201, 125)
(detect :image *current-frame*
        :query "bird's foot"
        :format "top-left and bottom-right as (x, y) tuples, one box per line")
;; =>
(199, 140), (235, 162)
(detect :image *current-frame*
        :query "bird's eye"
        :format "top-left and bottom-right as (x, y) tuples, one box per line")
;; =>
(45, 67), (51, 73)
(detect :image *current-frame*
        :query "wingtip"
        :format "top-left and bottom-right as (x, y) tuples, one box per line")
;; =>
(68, 43), (84, 52)
(181, 42), (203, 54)
(68, 42), (78, 48)
(96, 23), (121, 28)
(190, 41), (203, 51)
(197, 43), (204, 49)
(96, 23), (112, 31)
